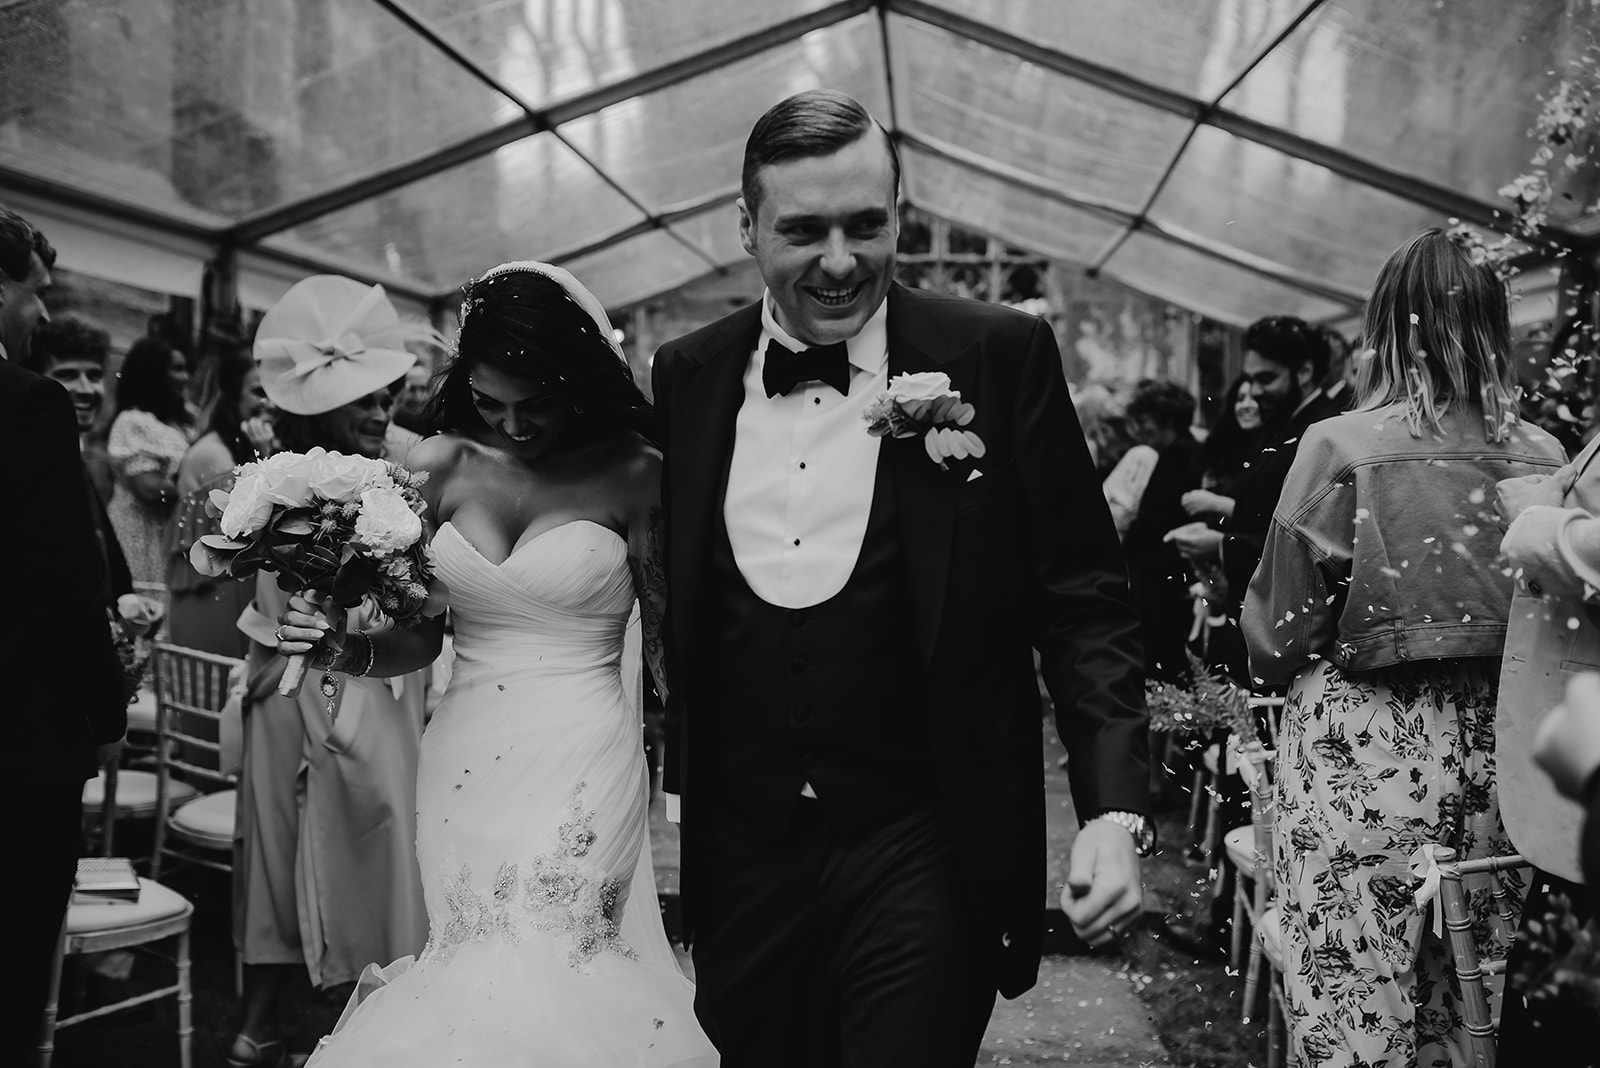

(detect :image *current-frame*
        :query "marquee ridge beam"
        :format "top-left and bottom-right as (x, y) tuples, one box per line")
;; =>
(231, 0), (873, 245)
(886, 0), (1573, 244)
(902, 130), (1363, 307)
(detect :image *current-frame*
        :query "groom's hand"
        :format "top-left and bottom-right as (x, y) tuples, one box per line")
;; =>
(1061, 820), (1142, 947)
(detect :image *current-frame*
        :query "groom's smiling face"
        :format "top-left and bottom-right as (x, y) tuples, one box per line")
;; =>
(739, 131), (898, 348)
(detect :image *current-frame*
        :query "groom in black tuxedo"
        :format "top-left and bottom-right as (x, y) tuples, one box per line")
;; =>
(652, 91), (1150, 1065)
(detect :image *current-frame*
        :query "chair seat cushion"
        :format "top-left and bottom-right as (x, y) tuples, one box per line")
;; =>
(168, 790), (236, 851)
(83, 771), (197, 819)
(67, 877), (192, 935)
(1259, 904), (1285, 968)
(125, 688), (157, 733)
(1223, 825), (1258, 875)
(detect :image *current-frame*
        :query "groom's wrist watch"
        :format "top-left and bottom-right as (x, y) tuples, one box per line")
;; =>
(1090, 810), (1156, 857)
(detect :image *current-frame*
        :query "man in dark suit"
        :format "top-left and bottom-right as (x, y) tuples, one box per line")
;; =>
(651, 90), (1150, 1066)
(1161, 315), (1336, 954)
(1165, 315), (1338, 650)
(1, 206), (127, 1063)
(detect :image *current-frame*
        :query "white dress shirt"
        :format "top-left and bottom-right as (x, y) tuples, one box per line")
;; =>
(723, 293), (889, 609)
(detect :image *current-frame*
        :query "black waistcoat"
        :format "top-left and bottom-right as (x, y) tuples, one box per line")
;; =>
(700, 444), (934, 833)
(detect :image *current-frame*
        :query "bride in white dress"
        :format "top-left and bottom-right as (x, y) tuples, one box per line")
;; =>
(274, 262), (717, 1066)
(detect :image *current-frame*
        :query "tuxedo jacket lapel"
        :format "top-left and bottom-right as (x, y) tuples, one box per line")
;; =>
(669, 303), (761, 666)
(885, 285), (980, 664)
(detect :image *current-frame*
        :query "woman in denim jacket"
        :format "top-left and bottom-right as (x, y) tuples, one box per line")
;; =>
(1242, 229), (1565, 1067)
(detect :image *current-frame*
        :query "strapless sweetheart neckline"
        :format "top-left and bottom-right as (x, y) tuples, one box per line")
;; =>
(438, 518), (625, 568)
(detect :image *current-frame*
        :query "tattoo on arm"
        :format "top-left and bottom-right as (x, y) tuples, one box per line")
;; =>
(630, 504), (670, 704)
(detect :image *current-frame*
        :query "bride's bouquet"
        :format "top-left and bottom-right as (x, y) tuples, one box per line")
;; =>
(190, 448), (434, 696)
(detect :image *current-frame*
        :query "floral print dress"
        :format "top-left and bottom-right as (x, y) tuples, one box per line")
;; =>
(1275, 657), (1521, 1068)
(107, 408), (189, 585)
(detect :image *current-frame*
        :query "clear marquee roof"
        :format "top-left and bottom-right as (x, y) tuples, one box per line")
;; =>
(2, 0), (1597, 324)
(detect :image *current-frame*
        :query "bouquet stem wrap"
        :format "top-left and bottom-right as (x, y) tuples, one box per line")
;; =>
(279, 651), (312, 697)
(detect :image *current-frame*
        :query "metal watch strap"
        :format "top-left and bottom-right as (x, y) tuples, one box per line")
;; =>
(1091, 810), (1155, 856)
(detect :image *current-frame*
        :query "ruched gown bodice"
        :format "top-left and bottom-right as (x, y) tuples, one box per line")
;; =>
(308, 521), (716, 1067)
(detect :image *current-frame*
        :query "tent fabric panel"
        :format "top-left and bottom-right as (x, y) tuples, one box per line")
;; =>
(0, 0), (518, 225)
(557, 14), (887, 214)
(1103, 231), (1352, 327)
(668, 205), (755, 268)
(272, 132), (649, 290)
(911, 0), (1304, 101)
(562, 229), (723, 310)
(1222, 0), (1600, 225)
(1149, 125), (1454, 299)
(405, 0), (846, 111)
(900, 146), (1127, 266)
(887, 14), (1192, 215)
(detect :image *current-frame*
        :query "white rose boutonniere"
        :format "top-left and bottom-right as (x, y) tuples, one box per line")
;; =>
(863, 371), (986, 469)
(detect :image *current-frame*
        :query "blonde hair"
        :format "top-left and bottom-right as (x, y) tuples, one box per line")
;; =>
(1354, 228), (1519, 441)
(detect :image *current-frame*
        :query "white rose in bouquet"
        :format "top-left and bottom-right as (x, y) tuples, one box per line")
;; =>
(219, 467), (276, 538)
(353, 486), (423, 555)
(255, 449), (319, 507)
(310, 451), (391, 502)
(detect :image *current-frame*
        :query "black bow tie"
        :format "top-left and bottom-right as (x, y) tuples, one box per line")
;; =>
(762, 338), (851, 398)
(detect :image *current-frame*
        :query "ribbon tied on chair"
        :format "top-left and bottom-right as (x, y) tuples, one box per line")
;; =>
(1409, 842), (1447, 939)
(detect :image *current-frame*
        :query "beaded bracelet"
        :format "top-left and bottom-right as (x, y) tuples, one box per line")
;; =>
(345, 631), (377, 678)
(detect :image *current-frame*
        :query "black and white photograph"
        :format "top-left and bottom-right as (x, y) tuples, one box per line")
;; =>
(3, 2), (1598, 1066)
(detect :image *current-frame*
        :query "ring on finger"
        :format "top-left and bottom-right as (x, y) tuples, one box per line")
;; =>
(274, 625), (288, 643)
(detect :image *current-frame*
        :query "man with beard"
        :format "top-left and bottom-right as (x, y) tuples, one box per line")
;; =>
(1165, 315), (1337, 651)
(1159, 315), (1334, 955)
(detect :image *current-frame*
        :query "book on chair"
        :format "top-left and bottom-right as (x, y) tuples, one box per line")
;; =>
(72, 857), (141, 905)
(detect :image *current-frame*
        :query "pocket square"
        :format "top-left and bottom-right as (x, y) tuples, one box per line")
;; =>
(966, 468), (984, 482)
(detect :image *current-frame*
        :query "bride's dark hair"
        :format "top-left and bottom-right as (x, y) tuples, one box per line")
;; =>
(424, 269), (658, 448)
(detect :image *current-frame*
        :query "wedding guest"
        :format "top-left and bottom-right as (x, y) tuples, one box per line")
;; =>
(1164, 317), (1334, 587)
(1534, 674), (1600, 910)
(165, 346), (273, 658)
(1178, 375), (1266, 684)
(23, 314), (132, 599)
(1494, 673), (1600, 1065)
(1101, 438), (1157, 540)
(0, 217), (126, 1064)
(1489, 433), (1600, 1059)
(390, 359), (433, 434)
(1166, 316), (1338, 690)
(229, 277), (430, 1068)
(1073, 381), (1133, 479)
(1317, 325), (1355, 411)
(1121, 379), (1202, 682)
(1244, 228), (1566, 1065)
(1184, 375), (1265, 521)
(0, 203), (53, 364)
(23, 315), (114, 501)
(107, 336), (193, 585)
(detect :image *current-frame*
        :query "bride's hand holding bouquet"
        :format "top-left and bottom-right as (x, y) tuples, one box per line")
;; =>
(190, 447), (438, 696)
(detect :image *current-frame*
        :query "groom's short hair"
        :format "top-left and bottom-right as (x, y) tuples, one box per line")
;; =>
(741, 89), (901, 215)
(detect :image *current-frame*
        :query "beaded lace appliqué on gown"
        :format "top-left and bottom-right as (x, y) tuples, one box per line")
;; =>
(424, 782), (636, 970)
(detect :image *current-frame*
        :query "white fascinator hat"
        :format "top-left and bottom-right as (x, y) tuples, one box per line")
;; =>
(255, 275), (441, 416)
